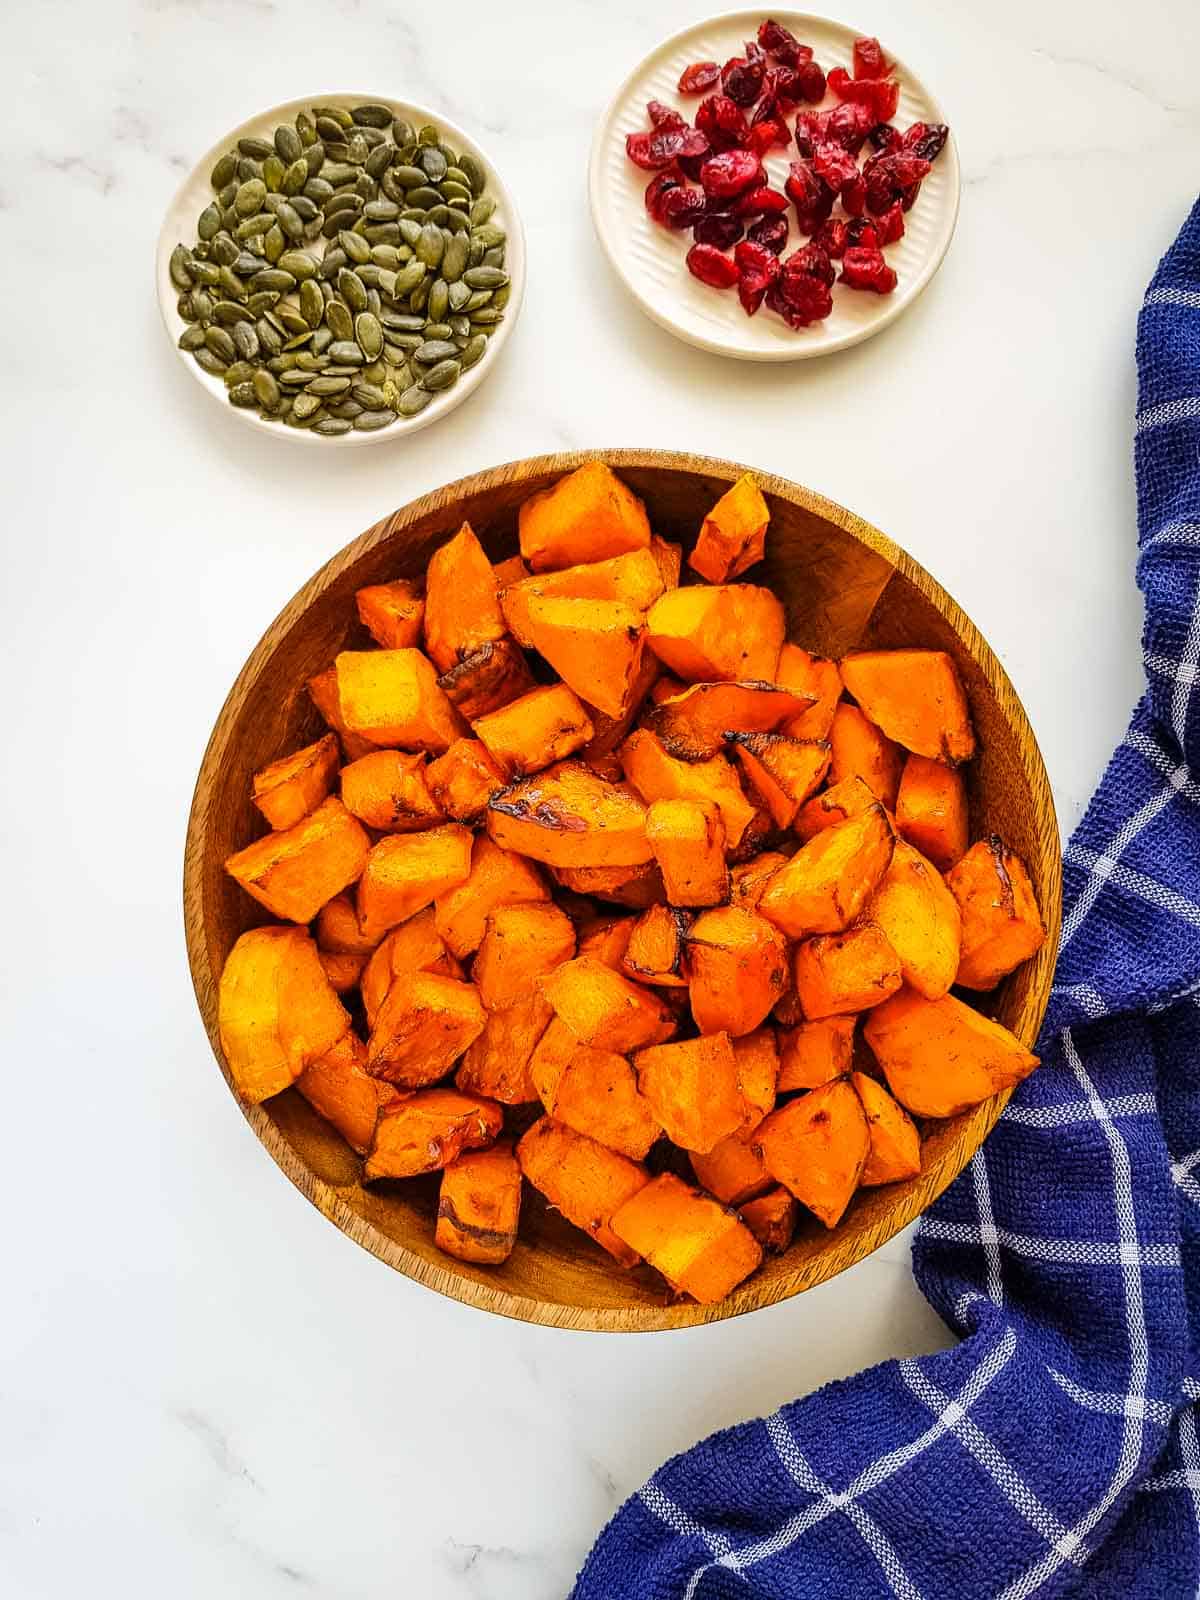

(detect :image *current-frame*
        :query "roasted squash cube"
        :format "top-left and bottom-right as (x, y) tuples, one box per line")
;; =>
(689, 471), (770, 583)
(436, 1143), (522, 1264)
(218, 926), (349, 1104)
(738, 1187), (800, 1253)
(335, 648), (464, 752)
(794, 775), (881, 843)
(473, 901), (577, 1011)
(646, 680), (813, 761)
(622, 903), (691, 987)
(296, 1031), (388, 1154)
(516, 1117), (651, 1265)
(727, 731), (831, 828)
(609, 1173), (762, 1303)
(645, 798), (728, 908)
(777, 644), (843, 741)
(554, 859), (666, 908)
(620, 729), (756, 849)
(841, 649), (976, 765)
(947, 838), (1047, 990)
(517, 594), (646, 721)
(828, 702), (904, 809)
(355, 579), (425, 649)
(869, 839), (961, 1000)
(729, 851), (792, 909)
(518, 461), (652, 572)
(863, 987), (1039, 1118)
(434, 834), (549, 958)
(754, 1078), (869, 1229)
(367, 971), (486, 1086)
(424, 737), (507, 822)
(777, 1015), (856, 1091)
(252, 733), (341, 831)
(225, 795), (371, 924)
(634, 1033), (746, 1154)
(541, 956), (676, 1051)
(315, 891), (379, 956)
(357, 822), (473, 940)
(532, 1032), (662, 1161)
(757, 802), (895, 938)
(794, 923), (902, 1018)
(645, 583), (785, 683)
(487, 762), (654, 868)
(307, 665), (376, 761)
(501, 548), (665, 642)
(472, 683), (594, 779)
(437, 637), (537, 722)
(423, 521), (507, 673)
(456, 993), (554, 1104)
(340, 749), (444, 833)
(686, 906), (790, 1037)
(365, 1089), (502, 1180)
(895, 754), (969, 873)
(852, 1072), (921, 1186)
(360, 907), (462, 1028)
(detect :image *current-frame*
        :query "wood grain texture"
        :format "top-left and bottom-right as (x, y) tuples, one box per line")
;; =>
(183, 450), (1062, 1333)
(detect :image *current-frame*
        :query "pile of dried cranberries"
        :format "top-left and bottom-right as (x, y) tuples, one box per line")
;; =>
(625, 22), (949, 328)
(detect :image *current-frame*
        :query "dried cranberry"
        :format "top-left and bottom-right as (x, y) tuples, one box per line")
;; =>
(840, 245), (897, 293)
(644, 169), (682, 223)
(794, 111), (825, 156)
(766, 270), (832, 326)
(789, 242), (835, 287)
(660, 185), (707, 230)
(903, 121), (949, 162)
(678, 139), (712, 181)
(845, 216), (880, 249)
(853, 36), (889, 79)
(795, 59), (827, 102)
(676, 126), (712, 159)
(864, 151), (930, 213)
(812, 216), (849, 258)
(868, 122), (901, 153)
(693, 210), (744, 249)
(827, 67), (899, 122)
(810, 139), (858, 191)
(626, 126), (697, 169)
(824, 102), (875, 152)
(736, 238), (781, 277)
(678, 61), (721, 94)
(785, 159), (835, 234)
(734, 184), (789, 216)
(875, 201), (905, 244)
(699, 149), (763, 199)
(723, 55), (765, 106)
(747, 118), (789, 156)
(734, 238), (781, 316)
(695, 94), (749, 151)
(647, 101), (685, 130)
(747, 213), (789, 254)
(900, 181), (922, 212)
(841, 174), (866, 216)
(757, 18), (800, 56)
(765, 65), (802, 105)
(871, 79), (900, 122)
(686, 242), (740, 288)
(744, 39), (766, 63)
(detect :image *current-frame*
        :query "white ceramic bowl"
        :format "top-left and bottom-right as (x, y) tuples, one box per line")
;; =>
(589, 11), (960, 361)
(156, 94), (525, 445)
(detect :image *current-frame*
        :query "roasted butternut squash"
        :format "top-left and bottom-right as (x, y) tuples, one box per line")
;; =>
(357, 822), (474, 940)
(729, 850), (792, 909)
(650, 535), (683, 589)
(365, 1089), (502, 1180)
(754, 1078), (870, 1228)
(686, 906), (790, 1037)
(355, 579), (425, 650)
(340, 749), (444, 832)
(553, 860), (665, 908)
(516, 1117), (651, 1264)
(828, 702), (904, 810)
(318, 950), (366, 993)
(634, 1032), (746, 1153)
(794, 775), (881, 843)
(852, 1071), (921, 1186)
(518, 595), (646, 721)
(367, 971), (486, 1086)
(433, 833), (549, 959)
(225, 795), (371, 924)
(532, 1033), (662, 1160)
(947, 838), (1047, 990)
(436, 1142), (522, 1264)
(425, 737), (507, 822)
(738, 1187), (800, 1253)
(727, 732), (831, 827)
(423, 522), (507, 673)
(335, 648), (464, 752)
(689, 471), (770, 583)
(645, 583), (785, 683)
(541, 956), (676, 1051)
(360, 908), (462, 1028)
(609, 1172), (763, 1303)
(757, 802), (895, 938)
(218, 926), (349, 1104)
(895, 754), (969, 872)
(577, 914), (637, 971)
(622, 903), (691, 987)
(314, 891), (379, 956)
(252, 733), (341, 831)
(472, 683), (595, 779)
(518, 462), (652, 573)
(869, 840), (962, 1000)
(645, 798), (728, 907)
(455, 993), (554, 1104)
(794, 923), (903, 1018)
(296, 1031), (388, 1155)
(777, 645), (843, 741)
(473, 901), (577, 1011)
(841, 649), (976, 765)
(501, 548), (665, 641)
(437, 636), (537, 722)
(646, 680), (813, 761)
(777, 1015), (856, 1091)
(620, 729), (756, 849)
(863, 987), (1039, 1117)
(487, 762), (654, 868)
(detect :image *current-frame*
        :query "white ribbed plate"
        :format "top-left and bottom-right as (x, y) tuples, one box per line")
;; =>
(588, 11), (959, 361)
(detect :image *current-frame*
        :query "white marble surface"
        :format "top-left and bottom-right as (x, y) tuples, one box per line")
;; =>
(3, 1), (1197, 1594)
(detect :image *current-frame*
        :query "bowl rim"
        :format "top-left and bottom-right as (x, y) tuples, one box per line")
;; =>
(155, 91), (526, 447)
(587, 8), (962, 363)
(182, 448), (1061, 1332)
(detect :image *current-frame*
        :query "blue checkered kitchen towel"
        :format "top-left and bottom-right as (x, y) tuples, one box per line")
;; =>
(573, 201), (1200, 1600)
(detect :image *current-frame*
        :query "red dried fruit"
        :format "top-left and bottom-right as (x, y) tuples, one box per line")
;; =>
(810, 139), (858, 191)
(864, 151), (931, 214)
(693, 210), (744, 249)
(875, 201), (905, 245)
(784, 160), (835, 235)
(747, 213), (789, 254)
(812, 216), (849, 258)
(734, 237), (782, 315)
(686, 242), (740, 288)
(903, 121), (949, 162)
(660, 185), (707, 230)
(841, 174), (866, 216)
(626, 127), (694, 170)
(846, 216), (880, 249)
(828, 68), (900, 122)
(871, 79), (900, 122)
(789, 241), (835, 287)
(900, 181), (922, 212)
(699, 149), (763, 199)
(722, 55), (766, 107)
(766, 269), (832, 327)
(840, 245), (897, 293)
(853, 35), (889, 79)
(678, 141), (712, 181)
(647, 101), (686, 131)
(757, 19), (801, 57)
(676, 126), (712, 159)
(734, 184), (789, 217)
(795, 59), (827, 103)
(747, 118), (789, 157)
(868, 122), (901, 153)
(744, 39), (766, 63)
(644, 169), (682, 224)
(695, 94), (750, 152)
(678, 61), (721, 95)
(625, 131), (665, 171)
(824, 101), (876, 152)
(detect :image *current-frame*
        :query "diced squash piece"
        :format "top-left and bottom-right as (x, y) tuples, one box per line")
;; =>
(541, 956), (676, 1052)
(319, 950), (366, 992)
(516, 1117), (651, 1265)
(869, 840), (961, 1000)
(645, 584), (785, 683)
(649, 673), (688, 705)
(622, 904), (691, 987)
(367, 971), (486, 1086)
(252, 733), (341, 831)
(609, 1173), (762, 1303)
(437, 637), (537, 722)
(355, 579), (425, 649)
(828, 702), (904, 809)
(864, 988), (1039, 1117)
(533, 1036), (663, 1160)
(730, 851), (792, 909)
(365, 1089), (502, 1180)
(794, 923), (902, 1018)
(436, 1143), (523, 1265)
(423, 522), (506, 673)
(773, 984), (805, 1027)
(340, 749), (443, 833)
(739, 1187), (800, 1253)
(335, 648), (464, 752)
(691, 1132), (772, 1207)
(425, 737), (506, 822)
(734, 1027), (779, 1122)
(473, 901), (577, 1011)
(307, 666), (377, 761)
(634, 1033), (745, 1153)
(777, 645), (843, 741)
(528, 1016), (581, 1103)
(315, 891), (379, 956)
(554, 860), (665, 908)
(947, 838), (1048, 991)
(727, 798), (778, 864)
(434, 834), (549, 959)
(645, 798), (728, 907)
(728, 732), (831, 828)
(225, 795), (371, 924)
(518, 595), (646, 721)
(577, 915), (636, 970)
(357, 822), (473, 940)
(646, 680), (813, 761)
(686, 906), (790, 1036)
(578, 649), (661, 771)
(620, 729), (756, 849)
(689, 472), (770, 583)
(650, 535), (683, 589)
(296, 1032), (388, 1154)
(493, 554), (529, 591)
(852, 1072), (921, 1186)
(754, 1078), (869, 1228)
(758, 802), (895, 938)
(456, 993), (554, 1104)
(360, 908), (462, 1027)
(518, 461), (652, 572)
(896, 755), (970, 873)
(218, 926), (349, 1104)
(777, 1016), (856, 1091)
(841, 649), (976, 765)
(487, 762), (654, 868)
(794, 775), (880, 843)
(472, 683), (594, 779)
(501, 549), (665, 643)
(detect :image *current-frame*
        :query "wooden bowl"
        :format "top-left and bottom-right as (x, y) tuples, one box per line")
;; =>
(184, 450), (1061, 1332)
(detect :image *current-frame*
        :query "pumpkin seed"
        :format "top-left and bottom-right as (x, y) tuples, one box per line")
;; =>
(417, 146), (447, 182)
(407, 185), (442, 210)
(420, 357), (460, 390)
(314, 416), (352, 435)
(304, 142), (326, 176)
(257, 318), (283, 357)
(276, 306), (309, 335)
(446, 278), (472, 312)
(197, 203), (221, 240)
(193, 347), (226, 375)
(328, 340), (365, 365)
(227, 381), (258, 407)
(178, 324), (206, 352)
(355, 312), (384, 359)
(232, 321), (260, 360)
(169, 244), (194, 288)
(211, 151), (238, 188)
(304, 176), (334, 206)
(391, 118), (414, 146)
(470, 307), (504, 326)
(459, 332), (488, 370)
(280, 368), (312, 386)
(316, 115), (348, 142)
(223, 360), (255, 389)
(299, 279), (324, 328)
(470, 194), (495, 225)
(276, 157), (306, 197)
(262, 154), (285, 192)
(212, 299), (253, 325)
(363, 198), (399, 223)
(422, 323), (454, 340)
(463, 265), (508, 289)
(271, 200), (302, 240)
(425, 279), (449, 323)
(292, 392), (324, 419)
(314, 104), (353, 128)
(353, 409), (394, 431)
(414, 223), (445, 269)
(339, 229), (371, 264)
(325, 189), (363, 218)
(491, 283), (511, 311)
(447, 313), (471, 339)
(326, 301), (354, 340)
(398, 383), (434, 415)
(336, 268), (368, 312)
(414, 338), (458, 364)
(440, 232), (470, 284)
(457, 152), (486, 195)
(306, 375), (352, 398)
(234, 178), (266, 216)
(440, 180), (472, 205)
(210, 233), (239, 266)
(263, 224), (285, 263)
(345, 134), (369, 166)
(482, 245), (505, 269)
(467, 235), (486, 268)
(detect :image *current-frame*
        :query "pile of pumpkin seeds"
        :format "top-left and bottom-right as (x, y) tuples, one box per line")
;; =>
(169, 105), (510, 434)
